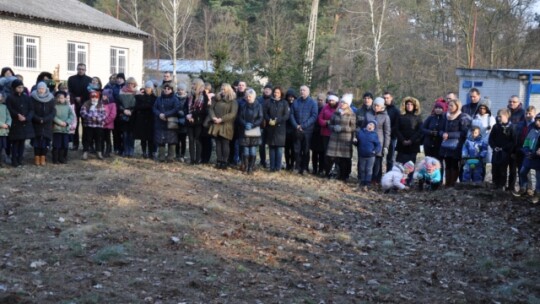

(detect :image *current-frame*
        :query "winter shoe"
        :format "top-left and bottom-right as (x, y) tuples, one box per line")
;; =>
(158, 146), (166, 162)
(512, 187), (527, 197)
(166, 145), (175, 163)
(82, 152), (88, 160)
(97, 152), (104, 160)
(530, 194), (540, 204)
(34, 156), (40, 166)
(40, 155), (46, 166)
(52, 149), (59, 164)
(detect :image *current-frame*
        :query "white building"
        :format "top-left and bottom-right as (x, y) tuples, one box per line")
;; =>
(0, 0), (148, 85)
(456, 68), (540, 112)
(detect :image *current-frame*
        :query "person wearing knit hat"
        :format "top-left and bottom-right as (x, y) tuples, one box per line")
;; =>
(30, 81), (55, 166)
(145, 80), (154, 89)
(52, 89), (73, 164)
(326, 91), (357, 181)
(422, 99), (445, 173)
(6, 78), (34, 167)
(367, 95), (391, 184)
(116, 73), (126, 82)
(80, 88), (106, 160)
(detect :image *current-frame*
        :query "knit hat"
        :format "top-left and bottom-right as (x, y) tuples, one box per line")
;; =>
(145, 80), (154, 89)
(341, 93), (353, 106)
(116, 73), (126, 81)
(90, 91), (100, 99)
(394, 163), (405, 173)
(162, 82), (174, 90)
(177, 82), (187, 91)
(362, 92), (373, 99)
(478, 97), (491, 110)
(11, 79), (23, 89)
(327, 95), (339, 102)
(366, 119), (378, 128)
(403, 161), (415, 173)
(434, 98), (447, 112)
(54, 91), (67, 98)
(264, 83), (273, 90)
(373, 97), (385, 107)
(37, 81), (47, 90)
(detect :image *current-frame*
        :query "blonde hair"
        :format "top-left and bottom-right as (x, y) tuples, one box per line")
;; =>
(192, 78), (205, 96)
(220, 83), (236, 101)
(126, 77), (138, 86)
(448, 99), (462, 112)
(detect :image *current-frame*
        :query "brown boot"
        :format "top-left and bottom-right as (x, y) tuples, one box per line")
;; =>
(34, 156), (40, 166)
(40, 155), (46, 166)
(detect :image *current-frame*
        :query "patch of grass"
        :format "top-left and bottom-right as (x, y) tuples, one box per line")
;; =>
(68, 241), (86, 257)
(236, 264), (248, 273)
(92, 244), (128, 265)
(525, 258), (540, 270)
(59, 292), (103, 304)
(477, 257), (495, 270)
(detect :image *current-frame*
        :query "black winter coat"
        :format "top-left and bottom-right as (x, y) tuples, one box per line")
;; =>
(31, 96), (56, 140)
(395, 112), (423, 154)
(134, 93), (156, 140)
(239, 102), (263, 146)
(439, 113), (471, 159)
(7, 93), (34, 140)
(421, 114), (445, 157)
(264, 98), (290, 147)
(176, 95), (189, 134)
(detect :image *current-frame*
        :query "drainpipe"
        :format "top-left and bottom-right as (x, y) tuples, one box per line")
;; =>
(525, 73), (533, 108)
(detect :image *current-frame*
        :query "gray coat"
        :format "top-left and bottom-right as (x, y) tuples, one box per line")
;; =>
(326, 110), (356, 158)
(365, 109), (391, 156)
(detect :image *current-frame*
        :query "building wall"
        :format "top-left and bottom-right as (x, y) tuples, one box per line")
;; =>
(458, 77), (523, 112)
(0, 17), (144, 86)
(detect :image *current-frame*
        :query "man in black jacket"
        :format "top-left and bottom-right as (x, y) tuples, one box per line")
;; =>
(383, 91), (399, 172)
(67, 63), (92, 150)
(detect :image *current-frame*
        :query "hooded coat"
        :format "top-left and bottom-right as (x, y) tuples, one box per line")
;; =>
(395, 97), (423, 154)
(134, 92), (157, 140)
(31, 89), (56, 140)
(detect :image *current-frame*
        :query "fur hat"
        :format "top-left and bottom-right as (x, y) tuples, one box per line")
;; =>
(403, 161), (415, 173)
(341, 93), (353, 106)
(373, 97), (385, 107)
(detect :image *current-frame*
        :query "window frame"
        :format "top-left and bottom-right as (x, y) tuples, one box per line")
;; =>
(67, 41), (89, 73)
(13, 34), (39, 69)
(110, 47), (128, 75)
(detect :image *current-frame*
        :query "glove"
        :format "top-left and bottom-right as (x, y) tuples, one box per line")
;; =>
(245, 123), (252, 130)
(269, 119), (276, 126)
(383, 147), (388, 155)
(333, 125), (342, 133)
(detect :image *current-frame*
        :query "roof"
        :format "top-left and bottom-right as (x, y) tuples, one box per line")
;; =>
(0, 0), (148, 37)
(456, 67), (540, 79)
(145, 59), (216, 74)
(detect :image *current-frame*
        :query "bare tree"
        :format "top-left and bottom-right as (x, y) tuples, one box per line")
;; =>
(155, 0), (195, 81)
(304, 0), (320, 85)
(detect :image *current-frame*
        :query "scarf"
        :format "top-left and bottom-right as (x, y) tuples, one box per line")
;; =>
(446, 110), (462, 121)
(121, 85), (136, 94)
(190, 93), (204, 113)
(31, 89), (54, 103)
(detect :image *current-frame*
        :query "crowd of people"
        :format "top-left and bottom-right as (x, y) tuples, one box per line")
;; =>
(0, 64), (539, 202)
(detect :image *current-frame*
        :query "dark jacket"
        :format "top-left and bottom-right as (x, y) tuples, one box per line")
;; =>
(395, 112), (423, 154)
(440, 113), (471, 159)
(385, 103), (400, 138)
(187, 92), (208, 126)
(462, 102), (480, 117)
(176, 94), (189, 134)
(264, 98), (290, 147)
(289, 96), (318, 133)
(489, 122), (515, 153)
(421, 113), (445, 157)
(522, 122), (540, 170)
(67, 74), (92, 105)
(238, 101), (263, 146)
(134, 93), (156, 140)
(31, 93), (56, 140)
(6, 92), (34, 140)
(153, 92), (181, 145)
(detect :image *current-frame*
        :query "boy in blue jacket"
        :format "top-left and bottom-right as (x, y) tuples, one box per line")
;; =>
(357, 120), (381, 186)
(461, 126), (488, 183)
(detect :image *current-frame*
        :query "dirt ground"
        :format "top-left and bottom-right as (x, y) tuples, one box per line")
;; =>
(1, 151), (539, 304)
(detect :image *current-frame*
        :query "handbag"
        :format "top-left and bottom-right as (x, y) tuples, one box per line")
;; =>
(245, 126), (261, 137)
(440, 138), (459, 150)
(167, 117), (179, 129)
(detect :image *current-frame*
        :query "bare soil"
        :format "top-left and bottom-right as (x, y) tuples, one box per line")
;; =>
(1, 153), (539, 304)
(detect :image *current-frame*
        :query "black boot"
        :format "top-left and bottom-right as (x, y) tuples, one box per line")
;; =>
(52, 149), (59, 164)
(417, 179), (424, 191)
(247, 155), (255, 174)
(242, 155), (249, 173)
(61, 148), (68, 164)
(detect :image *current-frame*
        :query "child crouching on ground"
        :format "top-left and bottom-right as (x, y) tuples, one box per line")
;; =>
(0, 92), (11, 166)
(382, 162), (411, 193)
(414, 156), (442, 190)
(461, 126), (488, 183)
(357, 119), (381, 187)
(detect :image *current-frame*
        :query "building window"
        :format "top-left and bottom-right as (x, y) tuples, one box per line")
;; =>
(13, 34), (39, 69)
(110, 48), (127, 74)
(67, 42), (88, 72)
